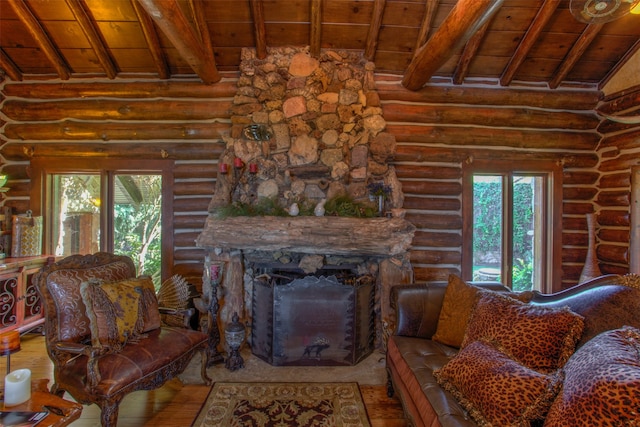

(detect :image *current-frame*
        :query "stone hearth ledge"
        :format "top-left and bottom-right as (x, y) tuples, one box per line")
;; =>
(195, 215), (416, 256)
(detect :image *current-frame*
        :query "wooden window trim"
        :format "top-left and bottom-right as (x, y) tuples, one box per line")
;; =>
(29, 158), (174, 282)
(462, 159), (562, 293)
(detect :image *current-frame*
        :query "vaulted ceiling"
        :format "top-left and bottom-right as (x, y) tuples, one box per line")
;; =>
(0, 0), (639, 93)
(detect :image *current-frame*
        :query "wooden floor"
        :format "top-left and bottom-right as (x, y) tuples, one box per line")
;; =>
(8, 333), (409, 426)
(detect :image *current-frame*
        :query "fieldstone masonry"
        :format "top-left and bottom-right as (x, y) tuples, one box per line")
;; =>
(208, 46), (403, 214)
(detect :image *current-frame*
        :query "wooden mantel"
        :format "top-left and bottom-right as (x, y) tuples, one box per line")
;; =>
(196, 216), (416, 257)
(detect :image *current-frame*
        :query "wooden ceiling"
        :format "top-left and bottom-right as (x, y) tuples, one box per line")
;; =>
(0, 0), (639, 91)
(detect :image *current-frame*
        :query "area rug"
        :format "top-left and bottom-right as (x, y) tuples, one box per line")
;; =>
(191, 382), (371, 427)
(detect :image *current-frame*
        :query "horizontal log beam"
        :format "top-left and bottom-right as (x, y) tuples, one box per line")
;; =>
(196, 216), (416, 257)
(388, 125), (600, 150)
(1, 79), (238, 99)
(382, 103), (598, 130)
(0, 142), (224, 161)
(376, 79), (600, 110)
(2, 99), (232, 121)
(2, 122), (230, 143)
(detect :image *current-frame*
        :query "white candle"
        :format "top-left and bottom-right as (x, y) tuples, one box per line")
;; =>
(4, 368), (31, 406)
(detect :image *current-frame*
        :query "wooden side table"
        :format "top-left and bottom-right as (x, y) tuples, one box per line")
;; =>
(2, 379), (82, 427)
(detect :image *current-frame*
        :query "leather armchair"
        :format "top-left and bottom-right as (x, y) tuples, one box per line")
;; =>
(34, 252), (212, 426)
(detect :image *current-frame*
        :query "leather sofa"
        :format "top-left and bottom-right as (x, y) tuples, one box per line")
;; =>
(386, 274), (640, 427)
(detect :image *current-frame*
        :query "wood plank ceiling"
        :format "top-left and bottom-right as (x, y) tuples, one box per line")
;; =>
(0, 0), (639, 93)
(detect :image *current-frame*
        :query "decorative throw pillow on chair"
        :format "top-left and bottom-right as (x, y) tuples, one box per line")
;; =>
(80, 276), (161, 351)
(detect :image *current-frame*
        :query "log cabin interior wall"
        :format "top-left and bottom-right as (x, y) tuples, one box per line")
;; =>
(1, 0), (639, 289)
(2, 73), (636, 290)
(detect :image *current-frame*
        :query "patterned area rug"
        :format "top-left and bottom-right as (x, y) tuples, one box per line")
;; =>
(191, 382), (371, 427)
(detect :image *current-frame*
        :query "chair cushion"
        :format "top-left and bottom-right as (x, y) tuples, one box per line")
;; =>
(544, 326), (640, 426)
(80, 278), (144, 351)
(461, 291), (584, 373)
(57, 327), (208, 397)
(435, 340), (562, 426)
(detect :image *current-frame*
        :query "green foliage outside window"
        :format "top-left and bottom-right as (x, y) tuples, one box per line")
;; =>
(473, 180), (534, 291)
(113, 175), (162, 288)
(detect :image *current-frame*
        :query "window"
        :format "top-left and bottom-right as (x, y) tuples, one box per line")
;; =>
(30, 158), (173, 286)
(462, 160), (562, 293)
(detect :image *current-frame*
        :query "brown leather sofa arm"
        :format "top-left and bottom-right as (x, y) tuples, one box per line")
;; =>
(391, 282), (448, 338)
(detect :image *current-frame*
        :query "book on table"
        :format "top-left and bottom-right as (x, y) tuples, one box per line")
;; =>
(0, 411), (48, 427)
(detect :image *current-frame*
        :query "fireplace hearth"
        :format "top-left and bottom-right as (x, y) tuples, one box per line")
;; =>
(251, 271), (374, 366)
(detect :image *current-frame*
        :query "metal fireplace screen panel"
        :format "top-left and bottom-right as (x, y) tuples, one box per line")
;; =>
(251, 275), (373, 366)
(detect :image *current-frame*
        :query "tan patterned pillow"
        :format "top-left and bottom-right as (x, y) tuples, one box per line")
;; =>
(432, 275), (479, 347)
(544, 326), (640, 426)
(434, 340), (562, 426)
(80, 278), (145, 351)
(462, 291), (584, 373)
(130, 276), (162, 332)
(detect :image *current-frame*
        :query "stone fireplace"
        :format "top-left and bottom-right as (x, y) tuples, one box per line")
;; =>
(195, 46), (416, 357)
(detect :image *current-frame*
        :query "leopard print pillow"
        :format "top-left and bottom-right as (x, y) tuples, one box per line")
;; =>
(544, 326), (640, 426)
(434, 340), (562, 427)
(462, 291), (584, 373)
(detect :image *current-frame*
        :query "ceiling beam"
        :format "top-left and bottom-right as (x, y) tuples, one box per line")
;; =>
(500, 0), (559, 86)
(0, 48), (22, 82)
(65, 0), (118, 79)
(190, 0), (216, 72)
(452, 19), (491, 85)
(136, 0), (220, 84)
(365, 0), (386, 60)
(402, 0), (505, 91)
(414, 0), (439, 53)
(250, 0), (268, 59)
(131, 0), (170, 79)
(310, 0), (323, 58)
(7, 0), (71, 80)
(549, 23), (603, 90)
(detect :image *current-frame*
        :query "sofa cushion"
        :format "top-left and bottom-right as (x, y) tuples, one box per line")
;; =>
(432, 275), (479, 347)
(80, 278), (145, 351)
(462, 291), (584, 373)
(435, 340), (562, 427)
(386, 335), (473, 426)
(544, 326), (640, 426)
(433, 275), (533, 348)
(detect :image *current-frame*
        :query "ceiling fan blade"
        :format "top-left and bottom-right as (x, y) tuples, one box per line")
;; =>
(570, 0), (640, 24)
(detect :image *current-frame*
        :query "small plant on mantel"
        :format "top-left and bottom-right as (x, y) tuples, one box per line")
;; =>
(214, 194), (376, 218)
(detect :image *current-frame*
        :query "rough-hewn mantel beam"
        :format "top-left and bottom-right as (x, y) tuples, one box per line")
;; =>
(196, 216), (416, 257)
(136, 0), (220, 84)
(402, 0), (505, 91)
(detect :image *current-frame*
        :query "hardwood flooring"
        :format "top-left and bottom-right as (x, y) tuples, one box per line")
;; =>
(8, 333), (408, 426)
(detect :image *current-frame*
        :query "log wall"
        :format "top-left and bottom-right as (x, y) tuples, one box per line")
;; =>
(594, 88), (640, 275)
(376, 75), (602, 289)
(0, 75), (237, 279)
(0, 73), (611, 289)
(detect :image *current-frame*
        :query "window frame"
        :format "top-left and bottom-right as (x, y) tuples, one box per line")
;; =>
(462, 159), (562, 293)
(29, 158), (174, 282)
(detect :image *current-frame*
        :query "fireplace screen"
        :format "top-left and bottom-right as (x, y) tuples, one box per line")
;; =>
(251, 273), (374, 366)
